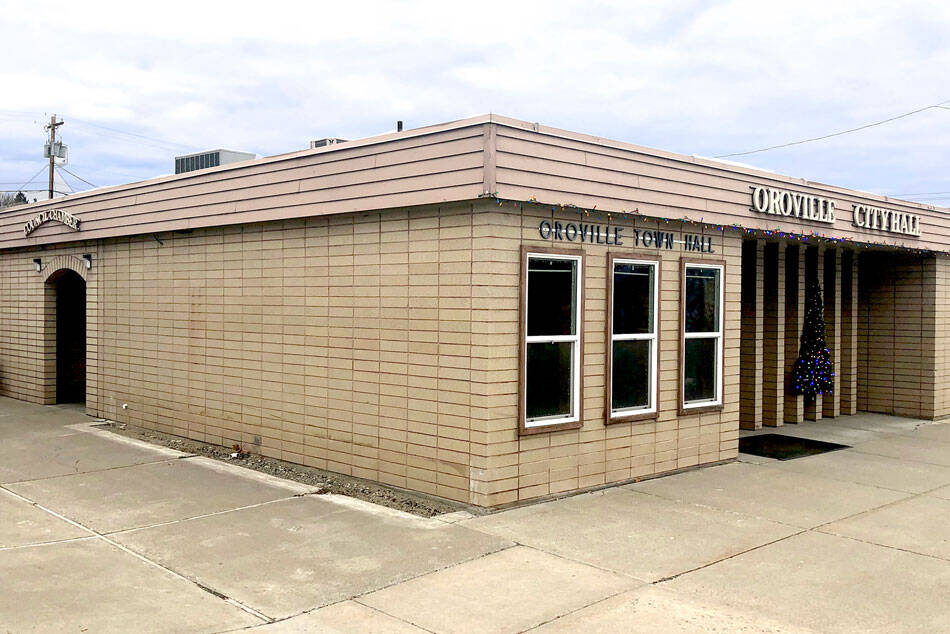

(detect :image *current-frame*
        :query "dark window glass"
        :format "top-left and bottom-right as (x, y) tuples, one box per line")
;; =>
(612, 339), (650, 410)
(526, 342), (573, 419)
(684, 337), (717, 402)
(613, 263), (653, 335)
(685, 267), (720, 333)
(527, 257), (576, 336)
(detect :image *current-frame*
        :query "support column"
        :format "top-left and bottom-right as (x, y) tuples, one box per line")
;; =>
(762, 243), (785, 426)
(839, 250), (858, 415)
(823, 248), (841, 418)
(740, 240), (764, 430)
(804, 246), (822, 421)
(785, 244), (804, 424)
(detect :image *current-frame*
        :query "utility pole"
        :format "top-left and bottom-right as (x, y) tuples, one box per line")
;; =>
(46, 115), (64, 200)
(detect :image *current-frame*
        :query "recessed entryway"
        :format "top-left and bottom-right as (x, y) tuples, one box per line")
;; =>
(50, 269), (86, 404)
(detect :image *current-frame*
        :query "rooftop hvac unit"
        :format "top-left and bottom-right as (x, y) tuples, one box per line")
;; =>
(174, 149), (256, 174)
(310, 138), (347, 149)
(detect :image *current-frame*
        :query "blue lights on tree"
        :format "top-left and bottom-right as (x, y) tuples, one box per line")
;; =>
(790, 274), (835, 397)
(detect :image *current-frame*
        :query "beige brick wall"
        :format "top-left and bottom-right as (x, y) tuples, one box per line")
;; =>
(0, 200), (740, 507)
(90, 205), (480, 503)
(469, 202), (741, 507)
(935, 257), (950, 419)
(0, 243), (99, 407)
(857, 251), (945, 419)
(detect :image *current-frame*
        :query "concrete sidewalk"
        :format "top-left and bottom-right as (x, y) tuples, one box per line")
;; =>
(2, 398), (949, 632)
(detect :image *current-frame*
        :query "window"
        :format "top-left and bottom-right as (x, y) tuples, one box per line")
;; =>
(681, 261), (724, 411)
(520, 248), (584, 433)
(608, 256), (658, 421)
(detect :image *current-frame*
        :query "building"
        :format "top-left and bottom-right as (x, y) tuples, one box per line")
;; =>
(1, 115), (947, 508)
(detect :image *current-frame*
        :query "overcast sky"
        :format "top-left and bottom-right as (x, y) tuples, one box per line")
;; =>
(2, 0), (948, 205)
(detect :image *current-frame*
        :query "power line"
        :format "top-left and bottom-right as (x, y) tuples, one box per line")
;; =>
(0, 189), (71, 194)
(57, 165), (98, 189)
(11, 164), (47, 194)
(715, 99), (950, 158)
(889, 191), (950, 197)
(0, 109), (200, 152)
(68, 117), (198, 151)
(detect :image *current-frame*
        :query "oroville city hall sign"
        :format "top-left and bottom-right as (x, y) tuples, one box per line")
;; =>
(750, 185), (921, 237)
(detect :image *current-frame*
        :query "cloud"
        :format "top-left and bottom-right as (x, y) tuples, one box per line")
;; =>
(0, 0), (947, 204)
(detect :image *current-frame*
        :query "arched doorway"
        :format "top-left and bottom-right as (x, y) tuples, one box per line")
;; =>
(50, 269), (86, 403)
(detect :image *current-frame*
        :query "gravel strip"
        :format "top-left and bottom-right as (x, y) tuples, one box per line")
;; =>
(99, 422), (470, 518)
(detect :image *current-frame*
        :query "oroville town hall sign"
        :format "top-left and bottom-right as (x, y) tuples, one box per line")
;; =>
(537, 219), (715, 253)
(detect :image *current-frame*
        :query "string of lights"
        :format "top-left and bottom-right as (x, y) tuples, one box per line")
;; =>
(490, 196), (938, 255)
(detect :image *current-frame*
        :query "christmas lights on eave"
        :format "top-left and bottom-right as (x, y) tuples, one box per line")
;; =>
(490, 195), (941, 255)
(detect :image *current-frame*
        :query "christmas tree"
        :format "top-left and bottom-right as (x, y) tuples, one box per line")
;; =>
(790, 274), (835, 397)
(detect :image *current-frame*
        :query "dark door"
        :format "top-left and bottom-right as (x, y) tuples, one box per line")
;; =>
(56, 270), (86, 403)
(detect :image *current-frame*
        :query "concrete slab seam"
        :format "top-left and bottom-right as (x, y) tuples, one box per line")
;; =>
(619, 485), (809, 530)
(211, 542), (518, 633)
(752, 459), (950, 496)
(353, 600), (441, 634)
(0, 534), (98, 552)
(812, 527), (950, 564)
(807, 490), (923, 532)
(104, 492), (332, 537)
(512, 541), (653, 584)
(809, 488), (950, 563)
(0, 483), (273, 625)
(851, 448), (950, 468)
(518, 584), (646, 633)
(2, 457), (184, 486)
(651, 528), (810, 584)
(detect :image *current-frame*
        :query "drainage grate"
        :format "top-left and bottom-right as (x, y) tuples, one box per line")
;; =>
(739, 433), (850, 460)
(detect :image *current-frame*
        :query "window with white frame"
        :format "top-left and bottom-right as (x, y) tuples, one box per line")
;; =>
(682, 263), (723, 409)
(523, 252), (583, 429)
(609, 258), (657, 419)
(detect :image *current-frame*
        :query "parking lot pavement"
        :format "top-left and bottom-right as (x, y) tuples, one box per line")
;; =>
(2, 396), (949, 633)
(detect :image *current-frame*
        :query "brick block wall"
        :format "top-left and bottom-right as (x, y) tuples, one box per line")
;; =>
(857, 251), (944, 419)
(1, 200), (742, 507)
(0, 243), (99, 407)
(469, 203), (741, 506)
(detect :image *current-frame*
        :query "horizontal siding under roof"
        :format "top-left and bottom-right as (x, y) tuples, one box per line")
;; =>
(0, 125), (487, 249)
(492, 122), (950, 252)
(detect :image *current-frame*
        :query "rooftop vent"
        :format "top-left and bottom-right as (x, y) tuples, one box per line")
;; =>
(310, 138), (347, 149)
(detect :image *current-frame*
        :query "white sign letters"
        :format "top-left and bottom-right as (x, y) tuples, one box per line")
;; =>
(852, 204), (920, 237)
(23, 209), (81, 236)
(750, 186), (836, 225)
